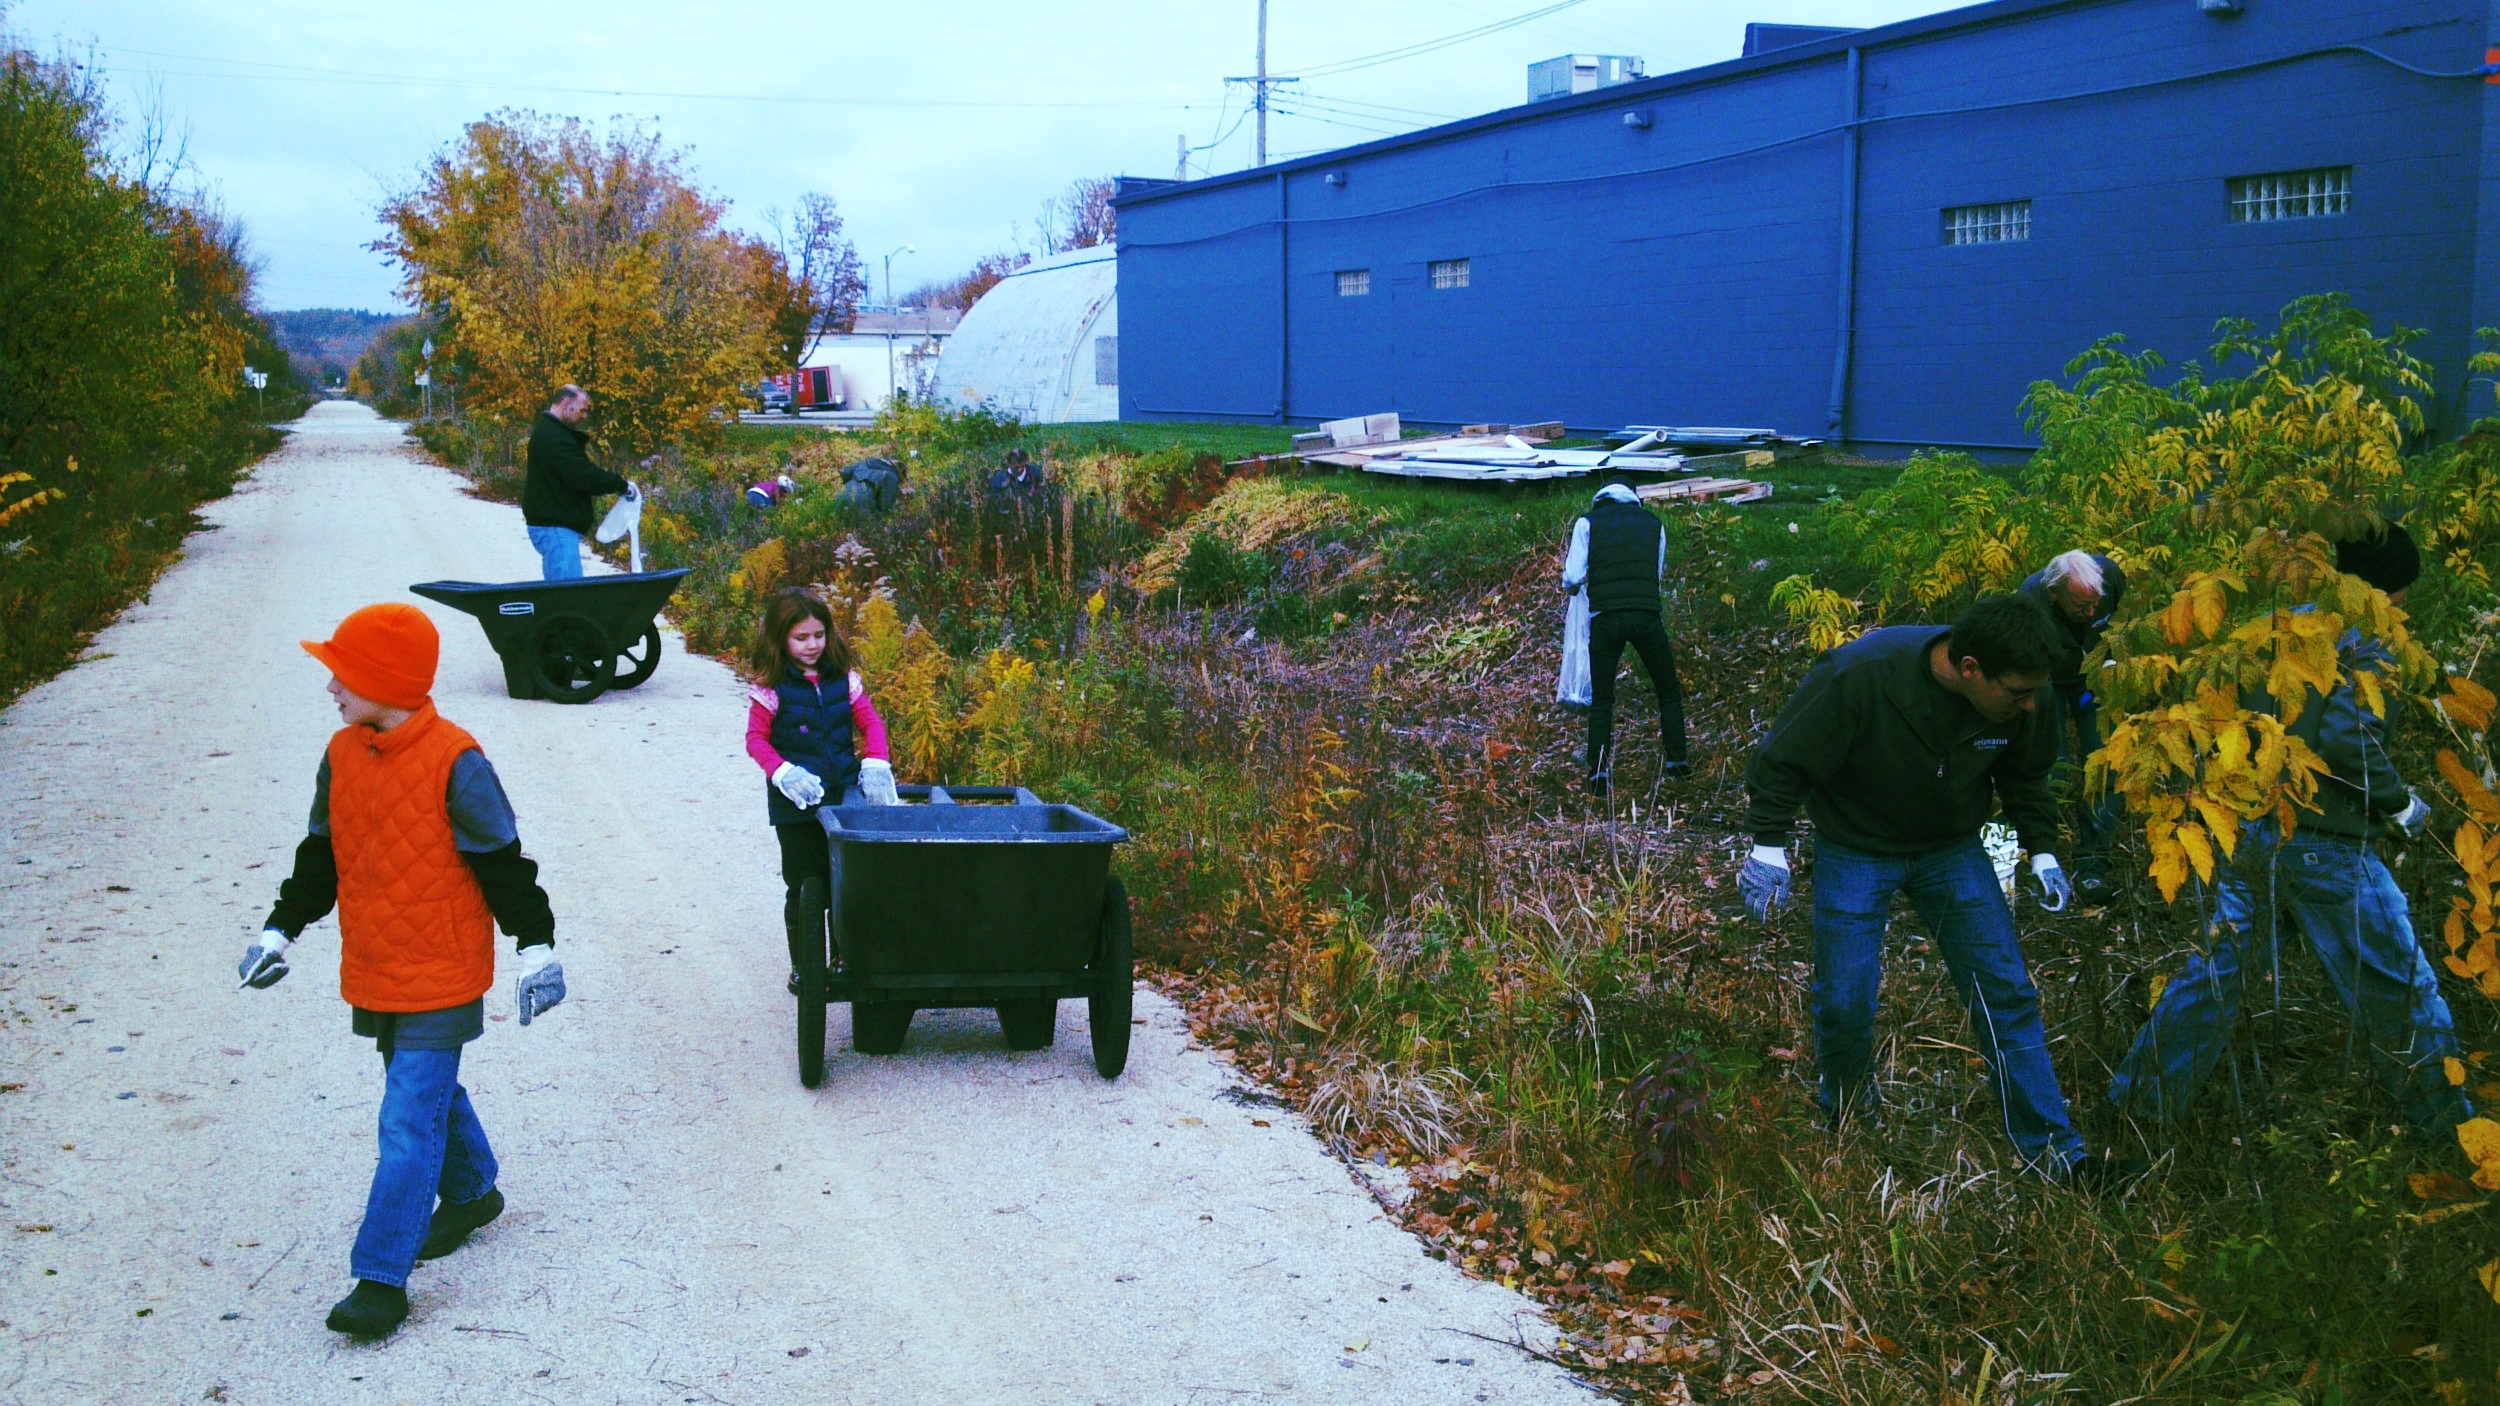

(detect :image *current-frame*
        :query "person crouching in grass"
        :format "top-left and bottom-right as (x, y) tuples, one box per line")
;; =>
(236, 603), (568, 1339)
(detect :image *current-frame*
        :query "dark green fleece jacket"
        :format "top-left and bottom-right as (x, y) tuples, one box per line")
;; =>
(1745, 625), (2062, 857)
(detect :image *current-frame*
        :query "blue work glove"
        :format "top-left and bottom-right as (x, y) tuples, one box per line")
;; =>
(2030, 854), (2073, 913)
(515, 945), (566, 1025)
(1739, 845), (1792, 923)
(237, 931), (291, 990)
(771, 761), (826, 810)
(2394, 789), (2433, 838)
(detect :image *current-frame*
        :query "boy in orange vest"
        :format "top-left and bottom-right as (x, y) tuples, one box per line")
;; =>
(237, 603), (567, 1339)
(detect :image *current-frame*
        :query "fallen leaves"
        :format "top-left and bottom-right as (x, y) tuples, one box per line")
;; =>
(2460, 1117), (2500, 1192)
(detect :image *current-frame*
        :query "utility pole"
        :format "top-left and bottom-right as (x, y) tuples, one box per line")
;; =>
(1257, 0), (1268, 166)
(1224, 0), (1296, 169)
(1176, 133), (1189, 180)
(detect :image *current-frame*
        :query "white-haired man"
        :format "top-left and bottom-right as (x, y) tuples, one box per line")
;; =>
(2017, 549), (2128, 905)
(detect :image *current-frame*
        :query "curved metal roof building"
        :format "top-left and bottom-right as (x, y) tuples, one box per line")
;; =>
(932, 245), (1119, 423)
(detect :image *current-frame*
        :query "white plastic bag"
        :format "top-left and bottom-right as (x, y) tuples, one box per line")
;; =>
(595, 483), (643, 572)
(1556, 588), (1592, 712)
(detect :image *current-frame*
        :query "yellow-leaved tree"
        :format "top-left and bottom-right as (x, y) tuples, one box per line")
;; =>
(375, 112), (781, 461)
(2021, 298), (2438, 899)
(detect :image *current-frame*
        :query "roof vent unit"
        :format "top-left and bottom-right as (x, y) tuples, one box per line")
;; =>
(2198, 0), (2245, 13)
(1741, 24), (1861, 56)
(1527, 54), (1645, 103)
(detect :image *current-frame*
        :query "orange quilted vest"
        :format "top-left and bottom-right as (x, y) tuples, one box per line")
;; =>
(326, 704), (497, 1011)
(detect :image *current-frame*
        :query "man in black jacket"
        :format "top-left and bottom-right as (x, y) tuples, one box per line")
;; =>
(1739, 595), (2109, 1179)
(2017, 549), (2129, 903)
(1560, 478), (1688, 795)
(520, 385), (629, 580)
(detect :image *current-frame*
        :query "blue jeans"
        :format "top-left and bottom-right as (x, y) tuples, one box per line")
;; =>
(527, 525), (583, 580)
(1812, 836), (2085, 1171)
(349, 1046), (499, 1287)
(2109, 825), (2472, 1133)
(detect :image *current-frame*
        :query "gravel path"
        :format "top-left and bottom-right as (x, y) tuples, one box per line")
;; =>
(0, 403), (1590, 1406)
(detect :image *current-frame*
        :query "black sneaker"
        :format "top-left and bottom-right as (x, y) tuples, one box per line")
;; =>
(787, 970), (800, 996)
(1661, 760), (1693, 780)
(324, 1280), (409, 1339)
(416, 1186), (503, 1262)
(1585, 771), (1610, 797)
(2075, 873), (2118, 909)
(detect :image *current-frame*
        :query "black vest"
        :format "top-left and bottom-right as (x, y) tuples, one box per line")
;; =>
(765, 668), (859, 824)
(1584, 497), (1664, 614)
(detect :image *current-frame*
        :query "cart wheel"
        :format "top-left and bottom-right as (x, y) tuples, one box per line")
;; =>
(853, 1002), (913, 1055)
(793, 879), (829, 1089)
(1087, 876), (1134, 1079)
(530, 615), (615, 704)
(612, 622), (663, 690)
(996, 999), (1057, 1051)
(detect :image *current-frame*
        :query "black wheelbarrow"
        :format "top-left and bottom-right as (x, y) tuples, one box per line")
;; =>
(790, 785), (1133, 1089)
(410, 569), (689, 705)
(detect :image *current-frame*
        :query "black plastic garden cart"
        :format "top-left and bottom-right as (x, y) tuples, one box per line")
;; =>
(410, 569), (689, 705)
(790, 785), (1134, 1089)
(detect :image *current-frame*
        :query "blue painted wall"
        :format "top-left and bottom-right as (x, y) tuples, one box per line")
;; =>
(1117, 0), (2498, 447)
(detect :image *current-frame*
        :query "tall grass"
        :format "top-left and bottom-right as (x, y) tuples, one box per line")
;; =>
(412, 407), (2500, 1404)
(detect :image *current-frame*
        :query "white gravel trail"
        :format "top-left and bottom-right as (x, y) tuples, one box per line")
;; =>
(0, 402), (1590, 1406)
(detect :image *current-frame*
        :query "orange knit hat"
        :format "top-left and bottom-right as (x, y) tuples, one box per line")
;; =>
(303, 603), (438, 710)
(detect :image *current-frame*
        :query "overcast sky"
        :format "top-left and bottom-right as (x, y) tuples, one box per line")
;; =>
(13, 0), (1962, 312)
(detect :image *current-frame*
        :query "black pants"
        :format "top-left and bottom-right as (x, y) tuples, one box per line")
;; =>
(775, 821), (831, 902)
(1586, 608), (1687, 775)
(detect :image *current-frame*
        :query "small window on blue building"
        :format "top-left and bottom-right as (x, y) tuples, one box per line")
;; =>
(1942, 200), (2031, 245)
(1094, 336), (1118, 386)
(2229, 167), (2350, 222)
(1429, 258), (1471, 290)
(1336, 269), (1371, 297)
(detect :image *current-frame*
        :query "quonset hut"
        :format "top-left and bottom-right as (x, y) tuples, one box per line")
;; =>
(932, 245), (1120, 423)
(1113, 0), (2500, 450)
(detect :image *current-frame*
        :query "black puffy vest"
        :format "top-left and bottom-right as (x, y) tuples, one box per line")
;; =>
(765, 668), (859, 824)
(1585, 497), (1664, 614)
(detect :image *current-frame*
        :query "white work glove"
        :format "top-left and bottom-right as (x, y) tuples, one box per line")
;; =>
(2031, 853), (2073, 913)
(236, 930), (291, 990)
(2394, 789), (2433, 838)
(772, 761), (826, 809)
(515, 944), (566, 1026)
(1738, 844), (1792, 923)
(858, 758), (899, 806)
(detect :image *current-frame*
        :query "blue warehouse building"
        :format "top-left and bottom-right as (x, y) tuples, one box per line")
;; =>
(1114, 0), (2500, 450)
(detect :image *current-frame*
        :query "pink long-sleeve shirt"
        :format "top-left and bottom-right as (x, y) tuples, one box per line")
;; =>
(746, 669), (890, 776)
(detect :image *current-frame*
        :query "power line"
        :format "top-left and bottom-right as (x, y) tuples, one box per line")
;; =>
(1285, 0), (1596, 80)
(87, 46), (1198, 112)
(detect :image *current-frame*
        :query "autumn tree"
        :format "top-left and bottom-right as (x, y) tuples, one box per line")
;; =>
(0, 29), (302, 699)
(375, 112), (780, 460)
(760, 192), (866, 368)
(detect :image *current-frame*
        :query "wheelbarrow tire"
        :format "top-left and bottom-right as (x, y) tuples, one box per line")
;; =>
(853, 1001), (912, 1056)
(612, 622), (663, 690)
(1088, 876), (1134, 1079)
(792, 879), (829, 1089)
(996, 999), (1056, 1051)
(530, 614), (615, 704)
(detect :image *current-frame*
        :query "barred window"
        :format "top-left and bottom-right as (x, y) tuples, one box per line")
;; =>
(2229, 167), (2350, 222)
(1429, 258), (1470, 290)
(1093, 336), (1117, 386)
(1336, 268), (1371, 297)
(1942, 200), (2031, 245)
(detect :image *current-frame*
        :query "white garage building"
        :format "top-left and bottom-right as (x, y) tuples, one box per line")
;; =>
(932, 244), (1118, 423)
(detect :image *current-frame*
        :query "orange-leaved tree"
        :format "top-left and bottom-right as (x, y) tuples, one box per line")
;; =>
(375, 112), (780, 461)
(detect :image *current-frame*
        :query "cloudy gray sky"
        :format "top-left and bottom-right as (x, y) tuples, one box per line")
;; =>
(13, 1), (1961, 312)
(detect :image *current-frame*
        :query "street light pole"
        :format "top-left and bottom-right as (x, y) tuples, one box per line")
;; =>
(882, 243), (915, 406)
